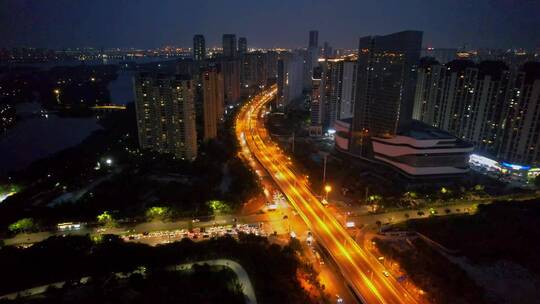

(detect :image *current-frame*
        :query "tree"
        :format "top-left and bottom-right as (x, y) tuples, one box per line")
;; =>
(206, 200), (232, 215)
(288, 238), (302, 252)
(8, 218), (35, 233)
(473, 184), (485, 192)
(96, 211), (116, 227)
(145, 206), (171, 221)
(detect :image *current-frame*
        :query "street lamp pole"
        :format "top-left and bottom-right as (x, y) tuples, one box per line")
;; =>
(322, 153), (327, 186)
(291, 131), (295, 154)
(324, 185), (332, 201)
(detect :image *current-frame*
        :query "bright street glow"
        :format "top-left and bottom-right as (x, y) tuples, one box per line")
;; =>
(235, 85), (417, 303)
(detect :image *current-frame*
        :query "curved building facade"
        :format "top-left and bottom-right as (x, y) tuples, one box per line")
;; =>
(335, 119), (473, 177)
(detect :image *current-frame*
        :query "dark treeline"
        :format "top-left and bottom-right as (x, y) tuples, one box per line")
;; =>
(0, 234), (312, 304)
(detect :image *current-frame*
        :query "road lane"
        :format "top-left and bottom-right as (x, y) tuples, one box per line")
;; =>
(236, 86), (422, 304)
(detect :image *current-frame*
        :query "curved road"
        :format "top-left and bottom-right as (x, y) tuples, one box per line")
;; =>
(1, 259), (256, 304)
(236, 86), (421, 304)
(168, 259), (257, 304)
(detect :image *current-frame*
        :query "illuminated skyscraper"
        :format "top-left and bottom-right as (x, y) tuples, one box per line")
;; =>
(414, 60), (540, 166)
(222, 34), (237, 58)
(318, 58), (357, 128)
(339, 31), (471, 178)
(134, 73), (198, 160)
(193, 34), (206, 61)
(351, 30), (423, 154)
(309, 66), (324, 137)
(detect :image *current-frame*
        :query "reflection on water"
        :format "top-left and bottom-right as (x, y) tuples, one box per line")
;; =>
(0, 57), (165, 174)
(0, 102), (101, 175)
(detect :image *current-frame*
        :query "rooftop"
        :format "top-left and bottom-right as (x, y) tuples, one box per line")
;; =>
(398, 120), (455, 140)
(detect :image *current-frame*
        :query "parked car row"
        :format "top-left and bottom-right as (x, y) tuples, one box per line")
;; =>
(122, 223), (266, 242)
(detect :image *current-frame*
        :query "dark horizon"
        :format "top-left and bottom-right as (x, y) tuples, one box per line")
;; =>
(1, 0), (539, 50)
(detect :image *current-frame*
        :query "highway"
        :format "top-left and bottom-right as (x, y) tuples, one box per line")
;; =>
(235, 86), (421, 304)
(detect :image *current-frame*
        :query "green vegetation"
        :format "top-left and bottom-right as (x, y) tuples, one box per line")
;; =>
(375, 199), (540, 303)
(0, 234), (312, 303)
(404, 199), (540, 275)
(8, 218), (35, 233)
(0, 102), (260, 235)
(7, 265), (245, 304)
(207, 200), (232, 214)
(374, 237), (485, 303)
(0, 184), (21, 195)
(96, 211), (116, 227)
(145, 206), (171, 220)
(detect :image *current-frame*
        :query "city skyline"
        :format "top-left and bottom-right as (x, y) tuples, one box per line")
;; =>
(1, 2), (540, 303)
(1, 0), (539, 50)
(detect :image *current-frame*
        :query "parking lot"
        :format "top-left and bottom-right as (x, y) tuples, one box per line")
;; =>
(121, 224), (266, 245)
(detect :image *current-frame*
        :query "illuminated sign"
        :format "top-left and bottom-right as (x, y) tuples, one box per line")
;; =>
(501, 162), (531, 171)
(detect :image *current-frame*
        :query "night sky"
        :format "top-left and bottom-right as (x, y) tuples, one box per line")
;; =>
(1, 0), (539, 50)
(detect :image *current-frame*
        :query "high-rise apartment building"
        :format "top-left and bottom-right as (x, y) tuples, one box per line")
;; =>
(309, 66), (324, 137)
(241, 51), (267, 97)
(317, 58), (357, 129)
(219, 58), (241, 106)
(201, 65), (224, 140)
(222, 34), (237, 58)
(498, 62), (540, 165)
(351, 30), (423, 153)
(264, 51), (279, 82)
(193, 35), (206, 61)
(321, 58), (343, 128)
(323, 41), (333, 58)
(413, 60), (540, 166)
(337, 31), (473, 177)
(277, 52), (304, 108)
(238, 37), (247, 55)
(340, 59), (357, 120)
(134, 73), (198, 161)
(304, 30), (320, 90)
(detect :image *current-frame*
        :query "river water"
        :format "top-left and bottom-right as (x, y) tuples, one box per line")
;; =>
(0, 58), (161, 175)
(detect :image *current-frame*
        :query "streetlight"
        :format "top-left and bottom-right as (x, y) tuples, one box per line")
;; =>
(53, 89), (61, 104)
(324, 184), (332, 201)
